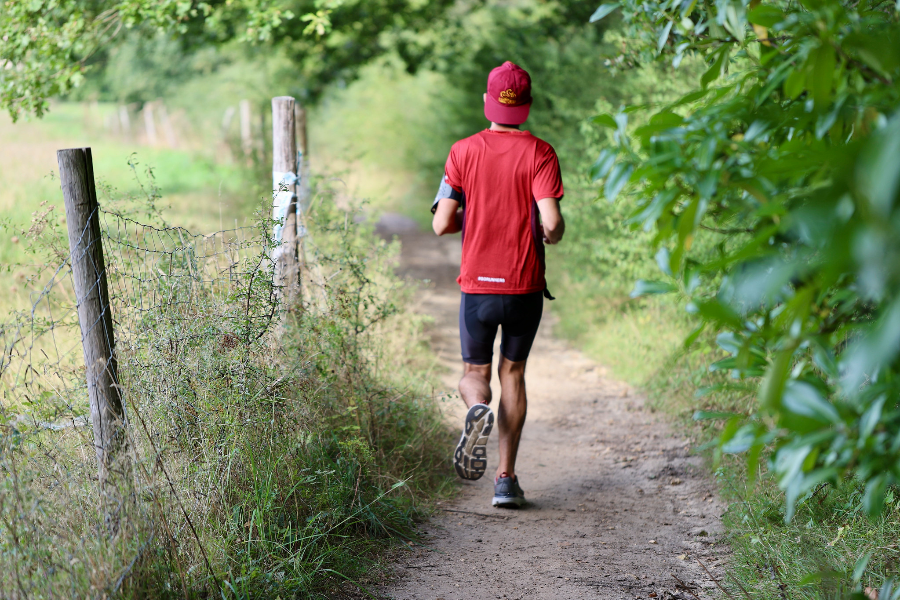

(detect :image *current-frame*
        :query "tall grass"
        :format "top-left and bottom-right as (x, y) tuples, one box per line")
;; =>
(0, 172), (451, 598)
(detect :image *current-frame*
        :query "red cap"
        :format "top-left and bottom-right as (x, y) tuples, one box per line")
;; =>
(485, 61), (532, 125)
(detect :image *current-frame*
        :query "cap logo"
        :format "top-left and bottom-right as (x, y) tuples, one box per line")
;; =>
(498, 89), (517, 105)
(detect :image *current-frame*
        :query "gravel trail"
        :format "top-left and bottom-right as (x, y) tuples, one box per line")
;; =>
(379, 215), (727, 600)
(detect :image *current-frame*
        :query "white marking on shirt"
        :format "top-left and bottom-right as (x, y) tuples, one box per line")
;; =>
(477, 276), (506, 283)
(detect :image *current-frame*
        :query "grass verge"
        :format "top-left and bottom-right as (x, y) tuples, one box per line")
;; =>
(549, 190), (900, 599)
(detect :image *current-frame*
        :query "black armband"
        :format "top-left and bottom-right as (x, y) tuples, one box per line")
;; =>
(432, 175), (465, 214)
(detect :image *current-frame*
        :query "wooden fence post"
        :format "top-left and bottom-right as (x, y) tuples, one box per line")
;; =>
(271, 97), (300, 298)
(259, 100), (269, 167)
(158, 102), (178, 148)
(57, 147), (126, 491)
(295, 103), (311, 211)
(296, 104), (309, 164)
(239, 99), (253, 161)
(118, 105), (131, 137)
(142, 101), (158, 146)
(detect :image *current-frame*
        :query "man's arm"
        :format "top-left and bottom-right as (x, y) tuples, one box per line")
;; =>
(537, 197), (565, 244)
(433, 198), (463, 236)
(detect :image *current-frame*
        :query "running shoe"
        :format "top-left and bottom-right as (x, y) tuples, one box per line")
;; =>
(453, 403), (494, 480)
(492, 473), (526, 507)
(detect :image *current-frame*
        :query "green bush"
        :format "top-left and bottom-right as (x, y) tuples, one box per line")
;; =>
(591, 0), (900, 522)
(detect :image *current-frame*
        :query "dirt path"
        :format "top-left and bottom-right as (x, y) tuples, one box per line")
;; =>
(379, 215), (727, 600)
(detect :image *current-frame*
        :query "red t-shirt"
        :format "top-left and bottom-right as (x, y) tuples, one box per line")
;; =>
(443, 129), (564, 294)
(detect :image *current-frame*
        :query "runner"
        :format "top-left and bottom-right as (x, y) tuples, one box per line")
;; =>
(431, 61), (565, 508)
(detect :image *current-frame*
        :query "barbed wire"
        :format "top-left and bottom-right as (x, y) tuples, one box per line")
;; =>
(0, 205), (285, 597)
(1, 207), (277, 426)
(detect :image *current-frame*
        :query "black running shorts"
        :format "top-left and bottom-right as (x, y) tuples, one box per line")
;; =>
(459, 291), (544, 365)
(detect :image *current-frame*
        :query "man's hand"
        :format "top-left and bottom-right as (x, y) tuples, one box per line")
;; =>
(433, 198), (463, 236)
(537, 197), (564, 244)
(538, 225), (555, 245)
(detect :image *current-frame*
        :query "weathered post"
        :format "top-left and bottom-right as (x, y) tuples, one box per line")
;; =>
(118, 105), (131, 137)
(142, 101), (158, 146)
(221, 106), (236, 137)
(239, 99), (253, 161)
(158, 102), (178, 148)
(57, 148), (126, 490)
(294, 103), (311, 212)
(271, 97), (300, 298)
(220, 106), (236, 159)
(296, 104), (309, 164)
(259, 101), (269, 167)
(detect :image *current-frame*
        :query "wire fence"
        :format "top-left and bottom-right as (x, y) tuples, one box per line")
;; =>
(0, 134), (431, 598)
(0, 199), (285, 597)
(2, 207), (276, 434)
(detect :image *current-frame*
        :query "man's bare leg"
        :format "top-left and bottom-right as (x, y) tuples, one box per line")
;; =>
(459, 362), (491, 408)
(496, 356), (527, 479)
(453, 362), (495, 480)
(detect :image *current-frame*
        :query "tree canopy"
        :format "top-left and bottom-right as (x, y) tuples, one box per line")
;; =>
(0, 0), (454, 119)
(0, 0), (604, 120)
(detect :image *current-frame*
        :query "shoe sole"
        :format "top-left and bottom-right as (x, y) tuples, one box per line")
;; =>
(492, 495), (526, 508)
(453, 404), (494, 480)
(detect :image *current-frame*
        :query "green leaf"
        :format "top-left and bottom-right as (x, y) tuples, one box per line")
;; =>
(863, 474), (889, 518)
(590, 149), (617, 181)
(589, 3), (620, 22)
(859, 395), (885, 440)
(722, 3), (746, 43)
(852, 551), (873, 583)
(811, 44), (836, 109)
(722, 423), (758, 453)
(604, 163), (634, 202)
(756, 57), (797, 104)
(716, 331), (741, 354)
(782, 381), (840, 424)
(843, 32), (900, 78)
(748, 5), (784, 27)
(759, 346), (796, 412)
(694, 299), (743, 328)
(710, 356), (741, 371)
(655, 246), (672, 276)
(630, 279), (677, 298)
(651, 111), (685, 127)
(701, 47), (729, 88)
(783, 66), (805, 100)
(627, 189), (678, 231)
(657, 21), (673, 54)
(841, 300), (900, 391)
(676, 195), (706, 250)
(593, 113), (618, 129)
(775, 443), (813, 490)
(634, 114), (684, 139)
(718, 416), (744, 446)
(858, 114), (900, 217)
(683, 322), (706, 350)
(669, 88), (713, 108)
